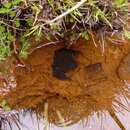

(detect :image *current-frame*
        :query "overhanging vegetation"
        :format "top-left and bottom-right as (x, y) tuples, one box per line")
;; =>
(0, 0), (130, 62)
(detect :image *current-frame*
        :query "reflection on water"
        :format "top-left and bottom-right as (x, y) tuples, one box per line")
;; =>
(5, 109), (130, 130)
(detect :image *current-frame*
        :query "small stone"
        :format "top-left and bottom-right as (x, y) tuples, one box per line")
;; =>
(85, 63), (107, 85)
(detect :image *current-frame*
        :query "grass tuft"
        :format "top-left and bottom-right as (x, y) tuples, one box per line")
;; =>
(0, 0), (130, 62)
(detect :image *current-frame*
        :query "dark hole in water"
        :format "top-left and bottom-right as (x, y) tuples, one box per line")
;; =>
(52, 48), (78, 80)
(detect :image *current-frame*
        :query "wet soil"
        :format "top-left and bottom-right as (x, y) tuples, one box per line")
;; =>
(118, 53), (130, 81)
(52, 48), (78, 80)
(1, 38), (130, 125)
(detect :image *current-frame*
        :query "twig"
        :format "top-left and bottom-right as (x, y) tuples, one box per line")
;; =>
(44, 0), (87, 25)
(0, 21), (23, 31)
(29, 40), (63, 54)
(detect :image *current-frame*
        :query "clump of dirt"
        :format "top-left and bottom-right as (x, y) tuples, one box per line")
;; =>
(85, 63), (107, 85)
(4, 38), (130, 125)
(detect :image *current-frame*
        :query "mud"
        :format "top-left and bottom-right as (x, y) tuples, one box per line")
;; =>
(52, 48), (78, 80)
(2, 38), (130, 125)
(118, 53), (130, 81)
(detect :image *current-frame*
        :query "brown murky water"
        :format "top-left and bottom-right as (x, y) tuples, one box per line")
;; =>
(1, 38), (130, 129)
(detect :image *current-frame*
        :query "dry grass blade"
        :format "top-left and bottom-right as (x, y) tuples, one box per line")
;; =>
(108, 109), (126, 130)
(29, 40), (63, 54)
(44, 102), (49, 130)
(56, 110), (66, 127)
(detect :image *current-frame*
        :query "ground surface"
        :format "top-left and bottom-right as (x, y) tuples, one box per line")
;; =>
(1, 38), (130, 125)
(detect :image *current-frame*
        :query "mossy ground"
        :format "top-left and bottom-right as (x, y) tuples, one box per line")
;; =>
(0, 0), (130, 62)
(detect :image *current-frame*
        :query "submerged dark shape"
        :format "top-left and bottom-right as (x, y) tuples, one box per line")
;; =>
(52, 48), (78, 80)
